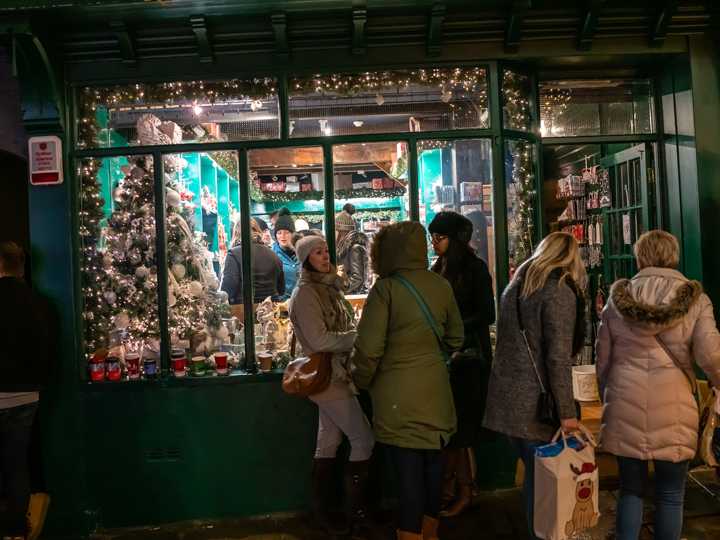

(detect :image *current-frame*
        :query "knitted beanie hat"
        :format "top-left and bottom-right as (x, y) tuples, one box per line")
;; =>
(335, 211), (356, 232)
(428, 211), (473, 243)
(295, 235), (327, 265)
(274, 213), (295, 233)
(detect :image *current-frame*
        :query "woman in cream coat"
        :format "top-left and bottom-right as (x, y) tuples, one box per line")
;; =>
(597, 230), (720, 540)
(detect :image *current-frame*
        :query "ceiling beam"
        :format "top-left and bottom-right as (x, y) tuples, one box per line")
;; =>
(190, 15), (213, 63)
(109, 20), (136, 65)
(426, 2), (445, 57)
(352, 7), (367, 55)
(649, 0), (678, 48)
(505, 0), (531, 54)
(577, 0), (605, 52)
(271, 12), (289, 60)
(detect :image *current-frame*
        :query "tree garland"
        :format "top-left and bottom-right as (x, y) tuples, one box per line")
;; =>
(503, 70), (533, 131)
(252, 186), (407, 203)
(507, 140), (536, 266)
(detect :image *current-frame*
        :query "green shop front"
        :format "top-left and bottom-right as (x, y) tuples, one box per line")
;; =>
(3, 1), (720, 536)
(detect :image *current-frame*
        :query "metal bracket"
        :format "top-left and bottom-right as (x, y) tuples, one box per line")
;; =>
(649, 0), (678, 48)
(426, 2), (445, 57)
(190, 16), (214, 63)
(352, 8), (367, 55)
(577, 0), (605, 52)
(271, 12), (289, 60)
(505, 0), (531, 54)
(109, 20), (136, 64)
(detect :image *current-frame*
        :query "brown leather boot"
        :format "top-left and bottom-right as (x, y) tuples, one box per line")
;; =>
(439, 448), (475, 518)
(311, 458), (350, 535)
(396, 530), (423, 540)
(421, 515), (440, 540)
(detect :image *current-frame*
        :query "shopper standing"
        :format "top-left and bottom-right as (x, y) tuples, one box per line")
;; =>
(0, 241), (51, 539)
(221, 218), (285, 305)
(484, 232), (586, 540)
(428, 212), (495, 518)
(272, 211), (299, 300)
(335, 210), (370, 295)
(353, 221), (464, 540)
(288, 235), (375, 537)
(597, 230), (720, 540)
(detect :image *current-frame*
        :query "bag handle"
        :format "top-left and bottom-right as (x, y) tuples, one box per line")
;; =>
(515, 279), (548, 394)
(393, 274), (449, 362)
(550, 422), (598, 448)
(655, 333), (701, 402)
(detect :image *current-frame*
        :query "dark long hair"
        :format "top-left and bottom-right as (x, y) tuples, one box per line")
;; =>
(431, 236), (476, 293)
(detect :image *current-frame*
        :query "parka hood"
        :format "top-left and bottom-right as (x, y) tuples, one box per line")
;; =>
(610, 267), (703, 334)
(370, 221), (428, 278)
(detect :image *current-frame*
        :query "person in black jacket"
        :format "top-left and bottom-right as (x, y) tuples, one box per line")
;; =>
(335, 211), (369, 294)
(0, 241), (52, 538)
(428, 212), (496, 519)
(221, 218), (285, 305)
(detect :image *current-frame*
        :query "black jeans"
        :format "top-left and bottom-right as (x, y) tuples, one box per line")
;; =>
(0, 402), (38, 536)
(386, 445), (443, 533)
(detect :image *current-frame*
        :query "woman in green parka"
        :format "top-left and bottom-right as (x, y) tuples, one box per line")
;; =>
(352, 221), (464, 540)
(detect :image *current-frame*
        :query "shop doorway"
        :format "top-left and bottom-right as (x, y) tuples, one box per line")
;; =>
(0, 150), (30, 264)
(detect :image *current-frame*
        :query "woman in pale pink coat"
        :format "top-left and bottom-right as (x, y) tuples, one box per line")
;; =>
(596, 230), (720, 540)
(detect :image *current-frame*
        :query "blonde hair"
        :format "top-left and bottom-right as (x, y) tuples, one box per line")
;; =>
(230, 218), (263, 247)
(518, 232), (586, 298)
(634, 230), (679, 269)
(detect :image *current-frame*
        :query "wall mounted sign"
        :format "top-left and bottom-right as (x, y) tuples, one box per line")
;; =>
(28, 136), (63, 185)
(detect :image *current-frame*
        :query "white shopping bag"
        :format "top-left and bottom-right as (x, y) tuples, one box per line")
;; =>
(534, 425), (600, 540)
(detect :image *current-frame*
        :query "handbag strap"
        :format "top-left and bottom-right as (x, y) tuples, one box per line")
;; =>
(655, 333), (700, 401)
(393, 274), (448, 359)
(515, 279), (548, 394)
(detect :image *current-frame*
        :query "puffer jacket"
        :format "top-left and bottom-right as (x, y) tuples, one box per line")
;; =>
(353, 221), (464, 449)
(336, 230), (369, 295)
(597, 267), (720, 462)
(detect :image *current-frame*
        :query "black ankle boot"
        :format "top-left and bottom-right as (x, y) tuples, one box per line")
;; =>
(346, 460), (383, 539)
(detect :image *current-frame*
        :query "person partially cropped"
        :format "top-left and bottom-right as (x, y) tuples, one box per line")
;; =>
(428, 211), (495, 518)
(0, 242), (52, 539)
(288, 234), (375, 537)
(484, 232), (586, 540)
(272, 211), (299, 300)
(353, 221), (464, 540)
(597, 230), (720, 540)
(335, 211), (369, 295)
(221, 218), (285, 305)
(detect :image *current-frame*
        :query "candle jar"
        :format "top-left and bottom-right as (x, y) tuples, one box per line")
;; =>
(125, 352), (141, 380)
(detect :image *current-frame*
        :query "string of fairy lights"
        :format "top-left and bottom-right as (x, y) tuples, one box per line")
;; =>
(506, 140), (536, 267)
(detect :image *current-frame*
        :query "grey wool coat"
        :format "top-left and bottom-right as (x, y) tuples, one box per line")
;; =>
(483, 266), (579, 442)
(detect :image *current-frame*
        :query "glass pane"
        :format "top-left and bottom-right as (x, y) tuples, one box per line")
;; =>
(163, 151), (241, 378)
(539, 80), (655, 137)
(245, 146), (326, 373)
(505, 140), (537, 277)
(503, 69), (534, 132)
(289, 67), (489, 137)
(77, 79), (279, 149)
(79, 155), (161, 382)
(418, 139), (496, 291)
(332, 142), (409, 293)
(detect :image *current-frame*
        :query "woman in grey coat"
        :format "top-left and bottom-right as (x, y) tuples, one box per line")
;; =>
(483, 232), (586, 540)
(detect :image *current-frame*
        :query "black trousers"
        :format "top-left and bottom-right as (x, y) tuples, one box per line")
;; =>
(386, 445), (444, 533)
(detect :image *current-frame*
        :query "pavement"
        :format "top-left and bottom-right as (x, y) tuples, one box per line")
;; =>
(90, 467), (720, 540)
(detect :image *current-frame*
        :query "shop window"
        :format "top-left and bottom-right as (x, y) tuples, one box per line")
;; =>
(417, 139), (496, 290)
(163, 151), (240, 378)
(244, 146), (325, 373)
(76, 78), (279, 149)
(79, 155), (162, 382)
(539, 80), (655, 137)
(289, 67), (489, 138)
(505, 139), (537, 277)
(503, 69), (534, 132)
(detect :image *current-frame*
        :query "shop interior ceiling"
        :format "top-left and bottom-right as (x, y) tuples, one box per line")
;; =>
(1, 1), (716, 67)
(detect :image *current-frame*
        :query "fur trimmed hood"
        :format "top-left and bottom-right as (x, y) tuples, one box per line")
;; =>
(370, 221), (427, 278)
(610, 268), (703, 332)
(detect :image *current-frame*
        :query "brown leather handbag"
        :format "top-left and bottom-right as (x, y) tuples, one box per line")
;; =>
(281, 335), (332, 397)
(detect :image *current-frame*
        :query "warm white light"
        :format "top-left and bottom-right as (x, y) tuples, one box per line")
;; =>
(375, 93), (385, 106)
(193, 105), (203, 115)
(353, 120), (364, 127)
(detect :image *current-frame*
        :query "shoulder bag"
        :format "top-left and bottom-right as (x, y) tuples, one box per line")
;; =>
(281, 333), (332, 397)
(655, 334), (701, 402)
(393, 274), (451, 364)
(515, 281), (560, 427)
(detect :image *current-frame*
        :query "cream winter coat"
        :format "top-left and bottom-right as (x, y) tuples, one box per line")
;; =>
(596, 267), (720, 462)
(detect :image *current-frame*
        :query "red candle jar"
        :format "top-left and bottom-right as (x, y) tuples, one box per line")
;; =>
(172, 350), (187, 378)
(214, 352), (229, 375)
(89, 360), (106, 382)
(106, 357), (122, 381)
(126, 352), (141, 380)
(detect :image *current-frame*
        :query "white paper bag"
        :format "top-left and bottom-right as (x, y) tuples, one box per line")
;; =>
(534, 426), (600, 540)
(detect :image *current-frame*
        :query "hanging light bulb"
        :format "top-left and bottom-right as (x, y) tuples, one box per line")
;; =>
(193, 104), (203, 116)
(375, 93), (385, 106)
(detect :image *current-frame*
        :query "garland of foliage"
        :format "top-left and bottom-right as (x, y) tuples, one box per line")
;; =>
(252, 186), (407, 203)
